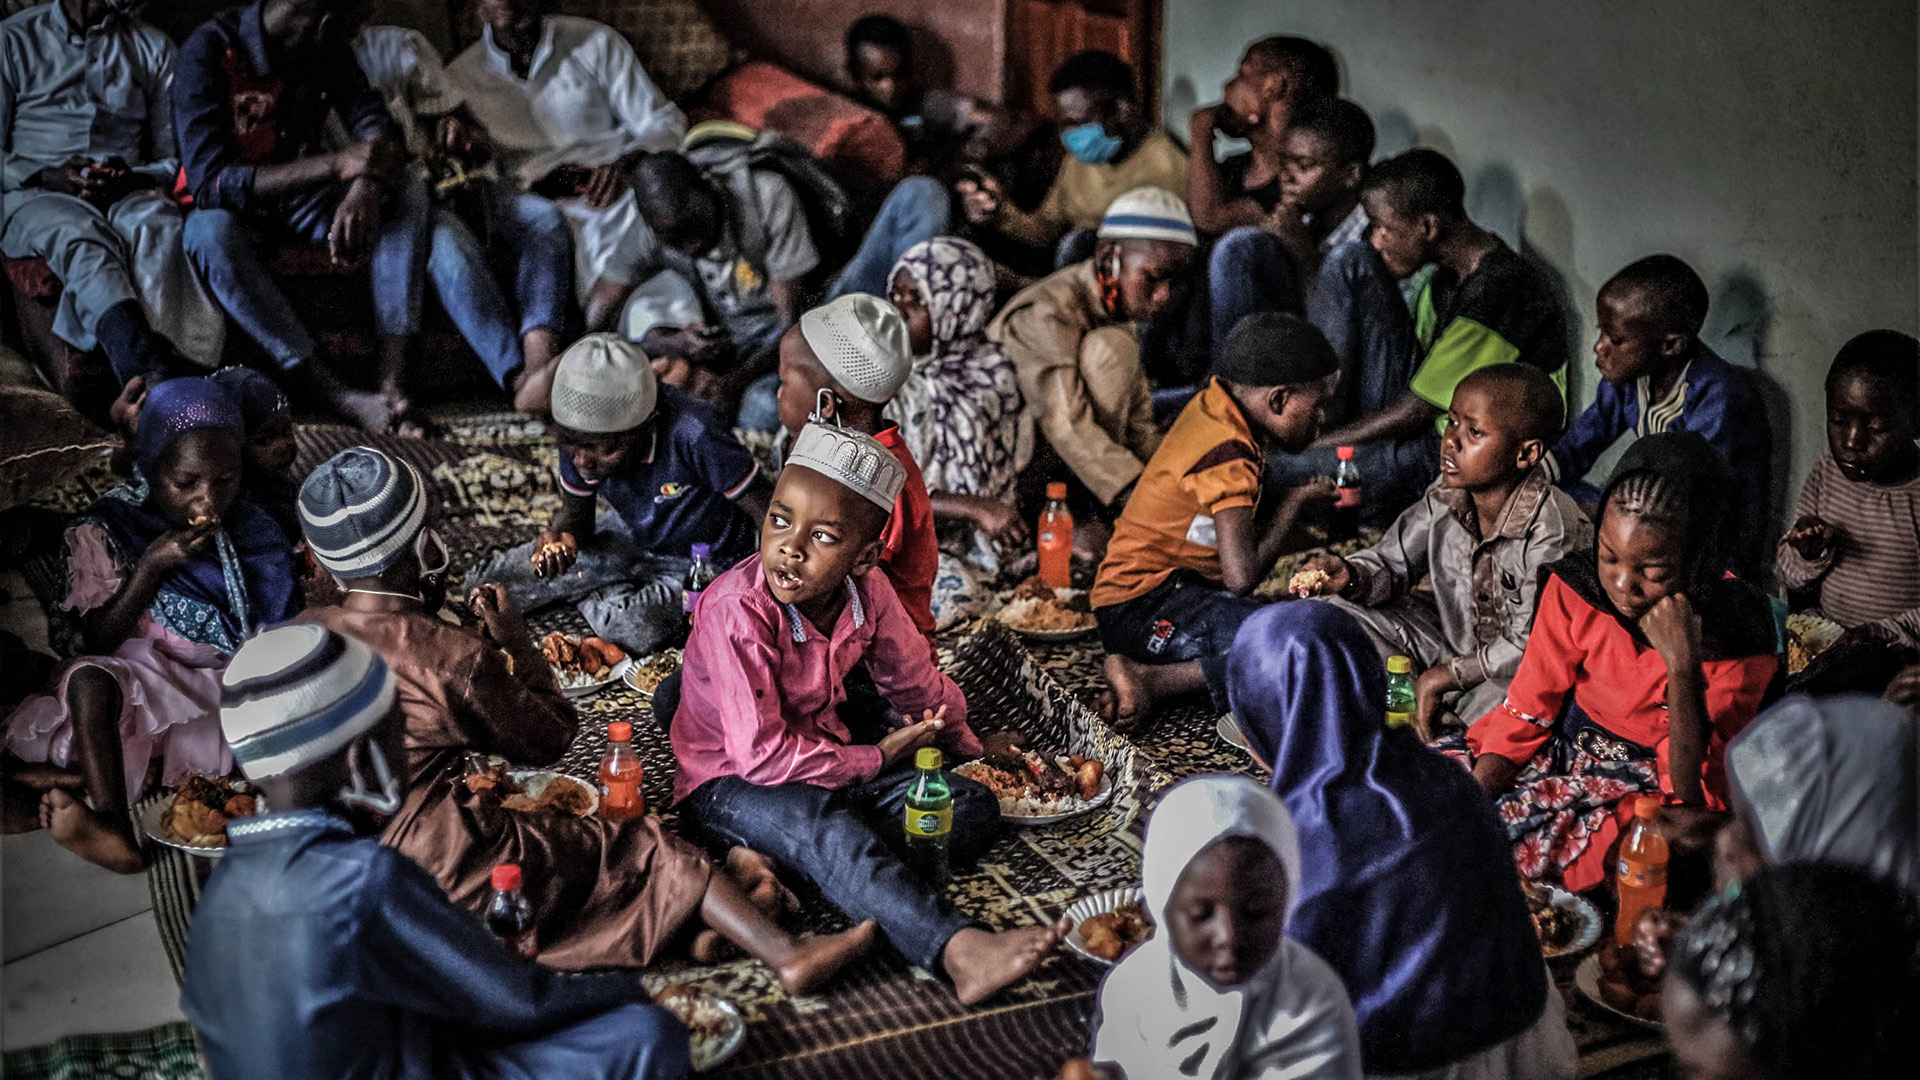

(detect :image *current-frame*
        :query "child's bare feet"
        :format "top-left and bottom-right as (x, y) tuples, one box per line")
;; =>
(335, 388), (402, 435)
(942, 917), (1071, 1006)
(690, 928), (741, 963)
(40, 790), (143, 873)
(1102, 654), (1148, 731)
(726, 847), (799, 917)
(775, 919), (877, 997)
(511, 357), (559, 415)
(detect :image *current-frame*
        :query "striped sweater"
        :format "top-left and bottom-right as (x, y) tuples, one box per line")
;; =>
(1776, 452), (1920, 647)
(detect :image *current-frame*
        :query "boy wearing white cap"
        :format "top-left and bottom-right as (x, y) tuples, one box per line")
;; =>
(182, 624), (693, 1080)
(773, 293), (940, 636)
(666, 423), (1070, 1006)
(988, 186), (1197, 519)
(473, 333), (775, 655)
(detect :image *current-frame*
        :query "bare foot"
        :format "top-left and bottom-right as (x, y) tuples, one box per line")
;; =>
(775, 919), (877, 997)
(511, 356), (559, 415)
(690, 928), (740, 963)
(1102, 654), (1148, 732)
(334, 389), (400, 434)
(726, 847), (799, 917)
(40, 790), (143, 873)
(943, 918), (1070, 1006)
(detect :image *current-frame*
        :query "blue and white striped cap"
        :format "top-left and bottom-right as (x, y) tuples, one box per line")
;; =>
(220, 624), (396, 781)
(1096, 186), (1197, 246)
(297, 447), (427, 579)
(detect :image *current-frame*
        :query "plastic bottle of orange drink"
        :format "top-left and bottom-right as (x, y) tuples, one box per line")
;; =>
(597, 721), (645, 821)
(1612, 795), (1669, 944)
(1038, 482), (1074, 589)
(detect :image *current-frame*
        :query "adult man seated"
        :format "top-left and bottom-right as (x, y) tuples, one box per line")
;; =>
(1, 0), (224, 392)
(448, 0), (684, 310)
(588, 150), (818, 431)
(174, 0), (432, 433)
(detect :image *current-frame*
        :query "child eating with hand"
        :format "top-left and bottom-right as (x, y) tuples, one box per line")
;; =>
(1092, 312), (1340, 729)
(669, 423), (1068, 1005)
(1293, 364), (1591, 736)
(1439, 432), (1779, 891)
(1776, 331), (1920, 683)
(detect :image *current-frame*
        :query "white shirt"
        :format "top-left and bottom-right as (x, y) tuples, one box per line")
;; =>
(446, 15), (683, 188)
(0, 2), (176, 194)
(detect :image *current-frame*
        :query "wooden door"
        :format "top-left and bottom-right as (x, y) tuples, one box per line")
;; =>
(1006, 0), (1163, 122)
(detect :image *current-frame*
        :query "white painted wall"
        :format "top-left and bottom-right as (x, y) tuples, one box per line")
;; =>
(1164, 0), (1918, 522)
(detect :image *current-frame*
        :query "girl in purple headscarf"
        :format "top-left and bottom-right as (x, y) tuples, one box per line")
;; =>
(6, 377), (302, 872)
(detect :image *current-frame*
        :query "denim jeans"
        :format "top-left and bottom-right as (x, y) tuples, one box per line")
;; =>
(471, 518), (691, 657)
(829, 176), (952, 300)
(426, 181), (572, 387)
(182, 174), (431, 369)
(1209, 226), (1303, 353)
(1093, 570), (1267, 711)
(678, 767), (997, 973)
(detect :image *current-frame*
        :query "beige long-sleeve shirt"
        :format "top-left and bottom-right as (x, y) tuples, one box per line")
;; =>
(996, 130), (1188, 247)
(987, 261), (1159, 505)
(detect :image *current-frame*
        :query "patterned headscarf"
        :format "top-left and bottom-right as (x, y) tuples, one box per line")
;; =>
(893, 237), (998, 365)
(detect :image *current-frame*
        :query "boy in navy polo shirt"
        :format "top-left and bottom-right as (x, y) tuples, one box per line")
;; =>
(476, 334), (773, 654)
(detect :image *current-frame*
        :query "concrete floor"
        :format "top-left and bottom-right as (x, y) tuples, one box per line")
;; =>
(0, 569), (185, 1050)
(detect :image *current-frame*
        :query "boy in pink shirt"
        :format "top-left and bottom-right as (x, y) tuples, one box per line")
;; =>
(668, 423), (1067, 1004)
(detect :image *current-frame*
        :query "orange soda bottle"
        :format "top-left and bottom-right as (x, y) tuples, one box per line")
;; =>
(1612, 795), (1669, 944)
(1038, 482), (1074, 588)
(597, 721), (645, 821)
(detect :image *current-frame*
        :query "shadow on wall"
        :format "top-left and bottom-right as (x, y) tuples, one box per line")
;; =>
(904, 23), (957, 103)
(1707, 270), (1789, 545)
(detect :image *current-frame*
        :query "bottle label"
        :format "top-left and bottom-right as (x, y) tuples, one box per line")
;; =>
(906, 805), (952, 838)
(1616, 857), (1667, 890)
(1385, 710), (1413, 728)
(1039, 530), (1055, 544)
(1335, 485), (1363, 509)
(682, 588), (699, 613)
(502, 928), (538, 960)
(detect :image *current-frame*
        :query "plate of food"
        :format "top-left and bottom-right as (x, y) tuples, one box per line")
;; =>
(1064, 887), (1154, 965)
(621, 649), (682, 700)
(1574, 945), (1665, 1030)
(994, 576), (1097, 640)
(141, 775), (259, 857)
(462, 758), (600, 818)
(955, 744), (1112, 825)
(541, 632), (632, 698)
(1217, 713), (1252, 754)
(1785, 612), (1846, 674)
(655, 985), (746, 1072)
(1524, 882), (1602, 959)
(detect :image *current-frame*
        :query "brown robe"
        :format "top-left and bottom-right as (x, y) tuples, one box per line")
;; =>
(300, 593), (710, 970)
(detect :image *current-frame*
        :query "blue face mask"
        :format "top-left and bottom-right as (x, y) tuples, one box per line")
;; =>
(1061, 122), (1124, 164)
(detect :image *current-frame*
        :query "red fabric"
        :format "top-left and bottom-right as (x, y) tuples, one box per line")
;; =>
(701, 61), (904, 189)
(2, 256), (61, 300)
(874, 422), (939, 639)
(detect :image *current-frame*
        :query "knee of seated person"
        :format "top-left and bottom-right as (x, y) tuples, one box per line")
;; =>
(615, 1003), (693, 1078)
(891, 174), (948, 210)
(516, 193), (570, 239)
(181, 208), (241, 253)
(427, 210), (484, 265)
(1210, 225), (1280, 272)
(949, 775), (1000, 831)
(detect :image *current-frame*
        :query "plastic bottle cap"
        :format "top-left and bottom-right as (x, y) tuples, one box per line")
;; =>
(690, 543), (711, 559)
(607, 721), (633, 742)
(1386, 655), (1412, 674)
(492, 864), (523, 891)
(916, 747), (943, 770)
(1336, 445), (1355, 460)
(1634, 795), (1661, 819)
(1046, 482), (1068, 499)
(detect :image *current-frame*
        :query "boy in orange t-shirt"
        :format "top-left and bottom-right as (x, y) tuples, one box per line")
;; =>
(1093, 313), (1340, 727)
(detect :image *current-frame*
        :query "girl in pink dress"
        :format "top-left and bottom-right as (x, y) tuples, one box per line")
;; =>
(6, 377), (301, 871)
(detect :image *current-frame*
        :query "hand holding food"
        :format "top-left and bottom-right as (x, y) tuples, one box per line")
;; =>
(531, 530), (577, 579)
(1288, 555), (1350, 598)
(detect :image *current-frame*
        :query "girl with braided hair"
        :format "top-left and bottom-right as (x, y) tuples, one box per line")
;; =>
(1437, 431), (1780, 891)
(1663, 863), (1919, 1080)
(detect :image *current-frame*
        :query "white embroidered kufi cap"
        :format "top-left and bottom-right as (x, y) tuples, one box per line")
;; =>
(782, 422), (906, 511)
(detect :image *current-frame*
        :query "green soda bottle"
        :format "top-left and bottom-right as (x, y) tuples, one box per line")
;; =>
(904, 747), (953, 887)
(1385, 656), (1417, 729)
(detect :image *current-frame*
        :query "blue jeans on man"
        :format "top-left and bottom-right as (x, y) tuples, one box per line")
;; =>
(427, 179), (572, 387)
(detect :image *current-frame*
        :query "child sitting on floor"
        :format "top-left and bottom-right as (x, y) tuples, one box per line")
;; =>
(183, 624), (692, 1080)
(476, 333), (774, 656)
(1294, 364), (1591, 736)
(1546, 255), (1769, 570)
(5, 377), (303, 872)
(775, 293), (940, 637)
(668, 423), (1068, 1006)
(1091, 312), (1339, 729)
(1439, 432), (1780, 892)
(210, 366), (301, 541)
(1776, 331), (1920, 687)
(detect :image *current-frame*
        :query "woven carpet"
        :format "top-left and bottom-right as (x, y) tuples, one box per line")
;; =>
(16, 415), (1670, 1079)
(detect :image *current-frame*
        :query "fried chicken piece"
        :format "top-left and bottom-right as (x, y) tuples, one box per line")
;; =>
(540, 632), (579, 670)
(171, 797), (228, 842)
(223, 794), (257, 819)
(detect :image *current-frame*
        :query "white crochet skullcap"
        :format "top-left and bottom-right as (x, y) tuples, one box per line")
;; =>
(1097, 186), (1198, 246)
(782, 422), (906, 511)
(799, 294), (912, 404)
(221, 624), (396, 782)
(549, 333), (658, 433)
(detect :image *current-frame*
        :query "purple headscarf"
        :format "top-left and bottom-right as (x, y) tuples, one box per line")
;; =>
(1226, 601), (1547, 1072)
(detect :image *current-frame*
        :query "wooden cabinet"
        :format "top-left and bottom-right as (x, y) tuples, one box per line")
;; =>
(1006, 0), (1161, 120)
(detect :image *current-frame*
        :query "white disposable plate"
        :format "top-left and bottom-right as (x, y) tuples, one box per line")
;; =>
(1063, 886), (1150, 965)
(553, 657), (633, 698)
(140, 799), (233, 858)
(659, 993), (745, 1072)
(505, 770), (601, 818)
(1574, 954), (1665, 1031)
(1217, 714), (1251, 753)
(620, 650), (683, 700)
(1537, 887), (1603, 959)
(994, 588), (1098, 641)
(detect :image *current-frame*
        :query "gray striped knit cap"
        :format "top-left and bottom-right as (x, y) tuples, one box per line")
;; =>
(298, 446), (427, 578)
